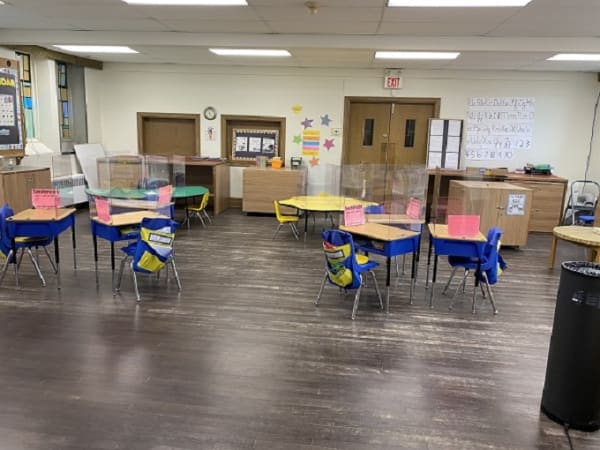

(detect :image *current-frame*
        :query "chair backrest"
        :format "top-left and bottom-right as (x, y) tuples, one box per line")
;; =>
(570, 180), (600, 207)
(321, 229), (361, 290)
(200, 192), (209, 210)
(273, 201), (285, 221)
(0, 204), (14, 259)
(132, 217), (178, 273)
(364, 204), (384, 214)
(482, 227), (504, 283)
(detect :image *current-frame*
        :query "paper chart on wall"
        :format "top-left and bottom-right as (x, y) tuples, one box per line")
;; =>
(427, 152), (442, 169)
(465, 97), (535, 162)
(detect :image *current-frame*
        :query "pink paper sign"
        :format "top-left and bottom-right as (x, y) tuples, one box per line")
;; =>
(406, 197), (421, 220)
(95, 198), (111, 222)
(344, 204), (365, 226)
(448, 215), (481, 237)
(158, 185), (173, 205)
(31, 189), (60, 209)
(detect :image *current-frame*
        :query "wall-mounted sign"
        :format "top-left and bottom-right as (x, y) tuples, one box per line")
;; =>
(384, 69), (402, 90)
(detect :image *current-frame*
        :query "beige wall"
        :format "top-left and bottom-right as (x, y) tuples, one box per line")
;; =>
(82, 64), (600, 197)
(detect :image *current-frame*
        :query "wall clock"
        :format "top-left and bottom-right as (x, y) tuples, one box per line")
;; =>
(203, 106), (217, 120)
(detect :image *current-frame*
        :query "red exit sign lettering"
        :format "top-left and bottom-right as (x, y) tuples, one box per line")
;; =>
(384, 69), (402, 89)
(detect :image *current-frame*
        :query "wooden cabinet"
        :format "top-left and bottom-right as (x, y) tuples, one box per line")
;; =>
(505, 174), (567, 232)
(0, 167), (51, 213)
(243, 167), (306, 214)
(447, 180), (532, 247)
(184, 160), (230, 215)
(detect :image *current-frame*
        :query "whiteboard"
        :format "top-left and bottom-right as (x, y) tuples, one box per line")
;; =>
(74, 143), (106, 189)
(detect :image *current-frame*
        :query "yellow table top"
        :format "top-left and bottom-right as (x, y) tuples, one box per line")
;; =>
(340, 222), (419, 242)
(279, 195), (375, 212)
(428, 223), (487, 242)
(553, 226), (600, 247)
(8, 208), (76, 222)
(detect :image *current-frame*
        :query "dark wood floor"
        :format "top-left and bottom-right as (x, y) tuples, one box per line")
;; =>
(0, 208), (598, 450)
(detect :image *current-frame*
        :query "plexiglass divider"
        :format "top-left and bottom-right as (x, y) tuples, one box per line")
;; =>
(89, 154), (174, 219)
(51, 154), (75, 207)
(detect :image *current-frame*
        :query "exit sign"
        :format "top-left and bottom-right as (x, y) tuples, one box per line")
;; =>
(384, 69), (402, 89)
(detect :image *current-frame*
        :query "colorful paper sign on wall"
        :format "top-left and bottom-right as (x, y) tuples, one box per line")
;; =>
(31, 189), (60, 209)
(94, 197), (111, 222)
(302, 129), (320, 156)
(344, 205), (365, 227)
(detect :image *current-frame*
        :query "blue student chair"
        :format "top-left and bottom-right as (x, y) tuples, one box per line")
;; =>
(0, 203), (56, 287)
(441, 227), (505, 315)
(115, 217), (182, 301)
(315, 229), (382, 320)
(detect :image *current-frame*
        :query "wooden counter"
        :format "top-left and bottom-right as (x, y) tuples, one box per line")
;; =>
(243, 167), (306, 214)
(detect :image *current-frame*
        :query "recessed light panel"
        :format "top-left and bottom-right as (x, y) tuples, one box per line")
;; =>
(209, 49), (291, 57)
(54, 45), (139, 54)
(387, 0), (531, 6)
(375, 51), (460, 60)
(122, 0), (247, 5)
(547, 54), (600, 62)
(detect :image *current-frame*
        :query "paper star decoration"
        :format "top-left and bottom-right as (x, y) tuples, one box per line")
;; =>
(320, 114), (332, 127)
(309, 156), (320, 167)
(323, 138), (335, 151)
(291, 104), (303, 115)
(301, 118), (314, 129)
(293, 134), (302, 144)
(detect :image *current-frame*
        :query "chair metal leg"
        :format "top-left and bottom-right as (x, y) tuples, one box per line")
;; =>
(289, 223), (299, 240)
(202, 210), (212, 224)
(272, 223), (283, 240)
(351, 275), (364, 320)
(42, 246), (58, 274)
(449, 269), (470, 311)
(0, 249), (13, 285)
(480, 282), (487, 298)
(197, 212), (207, 228)
(131, 262), (141, 302)
(115, 256), (128, 293)
(442, 266), (459, 295)
(481, 271), (499, 315)
(369, 270), (383, 310)
(170, 258), (182, 292)
(394, 256), (400, 277)
(471, 274), (478, 314)
(402, 254), (406, 275)
(26, 248), (46, 287)
(315, 271), (328, 305)
(16, 248), (25, 270)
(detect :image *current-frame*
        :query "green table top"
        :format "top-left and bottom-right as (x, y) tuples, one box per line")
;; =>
(86, 185), (209, 199)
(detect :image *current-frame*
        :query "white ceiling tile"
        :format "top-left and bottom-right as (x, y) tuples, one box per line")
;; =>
(378, 22), (495, 36)
(268, 21), (380, 35)
(158, 19), (270, 33)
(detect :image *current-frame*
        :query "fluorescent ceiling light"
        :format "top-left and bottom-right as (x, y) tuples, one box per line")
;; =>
(0, 1), (5, 5)
(54, 45), (139, 54)
(387, 0), (531, 6)
(547, 54), (600, 62)
(209, 48), (291, 57)
(375, 51), (459, 60)
(122, 0), (247, 5)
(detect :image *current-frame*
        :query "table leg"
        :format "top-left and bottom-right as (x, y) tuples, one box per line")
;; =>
(93, 233), (99, 285)
(426, 236), (433, 289)
(54, 236), (61, 290)
(410, 250), (417, 305)
(549, 235), (558, 268)
(111, 242), (115, 291)
(472, 262), (481, 314)
(71, 222), (77, 270)
(304, 211), (309, 242)
(385, 257), (391, 313)
(12, 239), (18, 287)
(429, 254), (438, 308)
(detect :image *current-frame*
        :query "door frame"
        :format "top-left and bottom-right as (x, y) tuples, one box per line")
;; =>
(342, 96), (441, 164)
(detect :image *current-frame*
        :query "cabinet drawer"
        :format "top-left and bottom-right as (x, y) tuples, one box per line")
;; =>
(510, 181), (565, 232)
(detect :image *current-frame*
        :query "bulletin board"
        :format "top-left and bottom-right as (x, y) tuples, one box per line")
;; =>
(0, 57), (25, 159)
(232, 129), (278, 161)
(426, 118), (462, 169)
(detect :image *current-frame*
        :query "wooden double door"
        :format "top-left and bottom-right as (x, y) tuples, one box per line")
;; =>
(344, 98), (439, 166)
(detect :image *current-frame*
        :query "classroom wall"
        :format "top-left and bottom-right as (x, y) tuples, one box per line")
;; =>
(85, 64), (600, 198)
